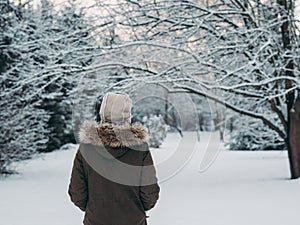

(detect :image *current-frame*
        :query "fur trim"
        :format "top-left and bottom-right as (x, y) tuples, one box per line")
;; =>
(79, 121), (148, 147)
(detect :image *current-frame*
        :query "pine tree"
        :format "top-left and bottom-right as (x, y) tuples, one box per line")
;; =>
(36, 0), (94, 151)
(0, 0), (49, 173)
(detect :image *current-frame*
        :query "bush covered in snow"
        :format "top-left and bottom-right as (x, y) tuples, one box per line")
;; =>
(227, 116), (284, 151)
(142, 114), (169, 148)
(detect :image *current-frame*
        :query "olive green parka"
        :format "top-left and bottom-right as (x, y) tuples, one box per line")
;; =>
(68, 121), (160, 225)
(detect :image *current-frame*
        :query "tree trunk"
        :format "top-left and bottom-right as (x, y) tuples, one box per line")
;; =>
(277, 0), (300, 179)
(288, 97), (300, 179)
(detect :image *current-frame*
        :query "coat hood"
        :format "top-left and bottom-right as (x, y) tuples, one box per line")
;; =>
(79, 119), (148, 146)
(99, 92), (132, 124)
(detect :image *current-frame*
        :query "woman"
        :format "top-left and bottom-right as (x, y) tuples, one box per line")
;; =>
(68, 92), (160, 225)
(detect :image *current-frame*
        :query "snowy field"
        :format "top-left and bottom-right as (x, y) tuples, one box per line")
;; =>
(1, 132), (300, 225)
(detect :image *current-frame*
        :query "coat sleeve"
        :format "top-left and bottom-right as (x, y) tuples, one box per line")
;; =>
(139, 144), (160, 211)
(68, 146), (88, 211)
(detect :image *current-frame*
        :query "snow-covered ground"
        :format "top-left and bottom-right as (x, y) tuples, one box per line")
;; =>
(1, 132), (299, 225)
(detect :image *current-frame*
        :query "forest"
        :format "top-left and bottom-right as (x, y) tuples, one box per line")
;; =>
(1, 0), (300, 179)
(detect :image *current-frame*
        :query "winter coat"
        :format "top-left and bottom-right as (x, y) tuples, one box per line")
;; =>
(68, 121), (160, 225)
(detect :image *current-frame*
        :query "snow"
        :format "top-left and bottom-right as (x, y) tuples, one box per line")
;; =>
(1, 132), (299, 225)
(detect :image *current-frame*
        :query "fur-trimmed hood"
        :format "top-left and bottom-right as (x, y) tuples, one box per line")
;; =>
(79, 120), (148, 148)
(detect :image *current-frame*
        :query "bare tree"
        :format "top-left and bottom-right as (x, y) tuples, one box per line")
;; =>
(90, 0), (300, 178)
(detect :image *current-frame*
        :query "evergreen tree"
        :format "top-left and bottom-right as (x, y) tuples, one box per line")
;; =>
(0, 0), (49, 173)
(37, 0), (94, 151)
(0, 0), (97, 173)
